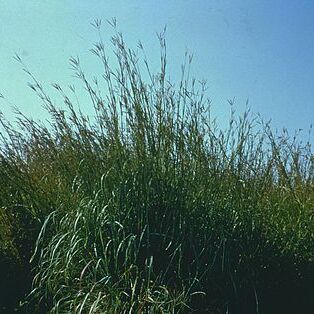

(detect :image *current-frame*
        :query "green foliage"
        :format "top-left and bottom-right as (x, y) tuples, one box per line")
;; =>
(0, 20), (313, 313)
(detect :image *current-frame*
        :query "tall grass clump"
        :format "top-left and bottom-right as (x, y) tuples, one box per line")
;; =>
(0, 19), (313, 313)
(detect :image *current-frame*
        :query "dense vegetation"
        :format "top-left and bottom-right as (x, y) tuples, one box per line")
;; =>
(0, 21), (313, 313)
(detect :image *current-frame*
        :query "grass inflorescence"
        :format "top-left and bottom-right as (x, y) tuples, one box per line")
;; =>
(0, 20), (313, 313)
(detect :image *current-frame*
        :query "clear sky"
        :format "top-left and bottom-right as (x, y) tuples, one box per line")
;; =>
(0, 0), (313, 145)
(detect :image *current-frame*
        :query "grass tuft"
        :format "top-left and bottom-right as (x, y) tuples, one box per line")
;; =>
(0, 20), (313, 313)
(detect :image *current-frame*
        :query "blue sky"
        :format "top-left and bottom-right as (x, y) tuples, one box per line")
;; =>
(0, 0), (313, 145)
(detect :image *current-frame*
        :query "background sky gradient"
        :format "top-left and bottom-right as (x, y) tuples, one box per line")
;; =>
(1, 0), (313, 145)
